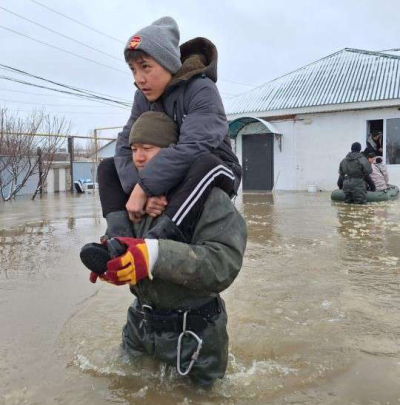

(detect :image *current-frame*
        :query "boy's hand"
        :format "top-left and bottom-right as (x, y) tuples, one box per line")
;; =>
(146, 196), (167, 218)
(126, 184), (148, 222)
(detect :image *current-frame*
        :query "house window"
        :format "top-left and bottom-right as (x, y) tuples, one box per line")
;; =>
(386, 118), (400, 165)
(366, 119), (383, 156)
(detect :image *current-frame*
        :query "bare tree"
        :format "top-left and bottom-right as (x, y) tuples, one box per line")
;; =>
(31, 114), (70, 200)
(0, 108), (70, 201)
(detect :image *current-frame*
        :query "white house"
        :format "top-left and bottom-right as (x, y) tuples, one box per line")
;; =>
(225, 48), (400, 191)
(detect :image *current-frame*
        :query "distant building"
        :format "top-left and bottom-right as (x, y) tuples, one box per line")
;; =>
(226, 48), (400, 191)
(97, 140), (116, 160)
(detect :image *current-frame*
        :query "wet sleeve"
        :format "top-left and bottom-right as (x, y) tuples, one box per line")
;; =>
(138, 79), (228, 196)
(152, 190), (247, 293)
(114, 90), (144, 194)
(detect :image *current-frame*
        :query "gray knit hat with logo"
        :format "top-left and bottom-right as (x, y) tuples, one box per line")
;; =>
(129, 111), (179, 147)
(124, 17), (182, 74)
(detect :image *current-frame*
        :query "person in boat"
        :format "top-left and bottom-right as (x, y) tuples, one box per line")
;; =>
(338, 142), (375, 204)
(367, 153), (389, 191)
(364, 131), (383, 157)
(83, 112), (247, 387)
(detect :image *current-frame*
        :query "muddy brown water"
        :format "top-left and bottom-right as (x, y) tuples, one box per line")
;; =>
(0, 192), (399, 405)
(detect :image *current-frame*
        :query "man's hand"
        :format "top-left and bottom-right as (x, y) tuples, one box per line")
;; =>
(145, 196), (167, 218)
(126, 184), (148, 222)
(105, 237), (151, 286)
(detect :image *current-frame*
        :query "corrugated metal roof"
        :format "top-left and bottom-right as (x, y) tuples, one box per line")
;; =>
(380, 49), (400, 57)
(225, 48), (400, 115)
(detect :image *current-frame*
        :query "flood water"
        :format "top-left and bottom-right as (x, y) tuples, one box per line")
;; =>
(1, 191), (399, 405)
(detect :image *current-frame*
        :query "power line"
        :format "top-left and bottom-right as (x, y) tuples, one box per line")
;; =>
(28, 1), (258, 89)
(0, 64), (131, 102)
(0, 76), (130, 110)
(0, 63), (132, 106)
(219, 78), (259, 87)
(30, 0), (125, 45)
(0, 6), (123, 62)
(0, 98), (127, 108)
(0, 25), (129, 76)
(0, 87), (121, 101)
(4, 108), (128, 115)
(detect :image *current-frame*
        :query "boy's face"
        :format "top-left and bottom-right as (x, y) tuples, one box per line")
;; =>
(128, 56), (172, 102)
(131, 143), (162, 170)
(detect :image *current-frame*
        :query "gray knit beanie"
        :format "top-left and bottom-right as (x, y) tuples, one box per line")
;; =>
(129, 112), (179, 148)
(125, 17), (182, 74)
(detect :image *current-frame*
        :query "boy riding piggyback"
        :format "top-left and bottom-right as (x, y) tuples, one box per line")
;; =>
(97, 16), (241, 241)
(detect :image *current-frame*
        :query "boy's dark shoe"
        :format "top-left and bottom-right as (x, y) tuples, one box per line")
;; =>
(80, 239), (126, 275)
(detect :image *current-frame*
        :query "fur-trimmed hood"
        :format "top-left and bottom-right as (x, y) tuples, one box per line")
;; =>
(168, 37), (218, 88)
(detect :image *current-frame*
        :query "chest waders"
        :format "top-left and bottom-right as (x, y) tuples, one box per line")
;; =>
(130, 297), (221, 376)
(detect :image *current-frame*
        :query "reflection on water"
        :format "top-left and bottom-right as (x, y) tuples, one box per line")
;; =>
(1, 192), (400, 404)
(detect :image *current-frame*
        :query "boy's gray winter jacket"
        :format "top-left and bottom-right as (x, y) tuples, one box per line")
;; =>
(114, 37), (241, 197)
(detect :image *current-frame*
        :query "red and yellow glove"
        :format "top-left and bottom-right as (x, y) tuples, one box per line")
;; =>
(105, 237), (151, 286)
(89, 272), (112, 284)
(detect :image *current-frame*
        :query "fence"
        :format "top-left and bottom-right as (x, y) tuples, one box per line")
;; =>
(1, 126), (120, 199)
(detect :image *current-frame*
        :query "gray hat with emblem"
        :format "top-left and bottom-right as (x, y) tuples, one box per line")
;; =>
(124, 17), (182, 74)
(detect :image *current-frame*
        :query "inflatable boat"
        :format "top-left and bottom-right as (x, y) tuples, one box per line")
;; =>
(331, 185), (399, 202)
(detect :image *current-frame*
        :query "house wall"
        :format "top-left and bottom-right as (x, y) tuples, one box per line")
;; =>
(73, 162), (97, 183)
(46, 167), (68, 193)
(98, 140), (116, 159)
(235, 120), (296, 191)
(0, 157), (39, 197)
(46, 169), (54, 193)
(235, 106), (400, 190)
(58, 168), (66, 192)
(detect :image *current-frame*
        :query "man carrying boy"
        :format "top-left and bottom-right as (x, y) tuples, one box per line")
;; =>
(98, 16), (241, 241)
(87, 111), (247, 387)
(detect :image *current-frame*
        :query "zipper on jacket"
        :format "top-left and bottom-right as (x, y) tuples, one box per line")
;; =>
(173, 101), (177, 123)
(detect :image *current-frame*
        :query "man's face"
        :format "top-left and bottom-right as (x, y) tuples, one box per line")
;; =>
(131, 143), (162, 170)
(368, 157), (375, 164)
(128, 56), (172, 102)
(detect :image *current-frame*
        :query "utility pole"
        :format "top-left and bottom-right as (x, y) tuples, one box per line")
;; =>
(91, 125), (123, 192)
(37, 147), (43, 195)
(67, 136), (74, 193)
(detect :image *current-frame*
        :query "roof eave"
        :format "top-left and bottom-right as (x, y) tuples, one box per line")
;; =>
(226, 99), (400, 120)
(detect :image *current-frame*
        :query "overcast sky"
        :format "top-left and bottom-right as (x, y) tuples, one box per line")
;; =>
(1, 0), (400, 143)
